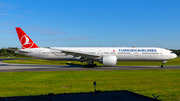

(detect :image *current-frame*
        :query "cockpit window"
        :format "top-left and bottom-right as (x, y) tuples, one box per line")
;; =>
(170, 52), (174, 54)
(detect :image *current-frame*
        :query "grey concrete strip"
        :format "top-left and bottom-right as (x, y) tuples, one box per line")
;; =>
(0, 61), (180, 72)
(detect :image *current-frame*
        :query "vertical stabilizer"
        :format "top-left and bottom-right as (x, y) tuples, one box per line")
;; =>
(15, 27), (39, 49)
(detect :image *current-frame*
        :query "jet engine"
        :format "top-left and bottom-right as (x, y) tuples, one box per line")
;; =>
(100, 56), (117, 66)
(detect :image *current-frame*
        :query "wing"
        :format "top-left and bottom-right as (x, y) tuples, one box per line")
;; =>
(50, 48), (101, 60)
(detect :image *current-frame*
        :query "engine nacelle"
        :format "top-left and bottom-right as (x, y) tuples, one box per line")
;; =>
(100, 56), (117, 66)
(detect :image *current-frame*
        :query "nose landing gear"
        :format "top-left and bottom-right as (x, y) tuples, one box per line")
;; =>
(161, 61), (167, 68)
(161, 64), (164, 68)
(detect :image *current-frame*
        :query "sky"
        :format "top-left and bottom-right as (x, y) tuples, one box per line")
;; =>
(0, 0), (180, 49)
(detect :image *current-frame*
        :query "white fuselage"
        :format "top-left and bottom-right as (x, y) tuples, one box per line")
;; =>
(14, 27), (177, 67)
(16, 47), (177, 62)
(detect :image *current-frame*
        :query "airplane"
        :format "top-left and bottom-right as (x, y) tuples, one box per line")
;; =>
(14, 27), (177, 68)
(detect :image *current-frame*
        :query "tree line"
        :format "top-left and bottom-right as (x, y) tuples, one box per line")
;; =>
(0, 48), (180, 57)
(0, 47), (27, 57)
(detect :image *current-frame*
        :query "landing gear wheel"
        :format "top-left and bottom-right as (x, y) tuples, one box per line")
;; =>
(90, 65), (94, 68)
(93, 64), (97, 67)
(87, 64), (91, 68)
(161, 65), (164, 68)
(89, 64), (94, 68)
(83, 64), (96, 68)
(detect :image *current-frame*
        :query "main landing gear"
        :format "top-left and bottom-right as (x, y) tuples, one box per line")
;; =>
(161, 61), (167, 68)
(83, 60), (97, 68)
(83, 64), (97, 68)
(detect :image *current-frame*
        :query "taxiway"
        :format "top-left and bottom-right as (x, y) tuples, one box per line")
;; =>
(0, 61), (180, 72)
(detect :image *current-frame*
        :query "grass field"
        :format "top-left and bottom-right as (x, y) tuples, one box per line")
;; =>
(0, 70), (179, 101)
(3, 57), (180, 66)
(1, 57), (180, 101)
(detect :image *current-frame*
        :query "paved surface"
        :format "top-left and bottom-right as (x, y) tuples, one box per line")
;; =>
(0, 60), (180, 72)
(0, 90), (160, 101)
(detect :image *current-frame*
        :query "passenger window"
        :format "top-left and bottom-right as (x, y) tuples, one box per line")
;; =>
(104, 52), (109, 54)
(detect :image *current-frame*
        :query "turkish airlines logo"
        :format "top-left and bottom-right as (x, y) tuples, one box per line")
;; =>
(20, 35), (34, 49)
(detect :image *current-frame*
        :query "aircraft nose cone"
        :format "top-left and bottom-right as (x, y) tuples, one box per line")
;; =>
(170, 53), (177, 59)
(174, 54), (177, 58)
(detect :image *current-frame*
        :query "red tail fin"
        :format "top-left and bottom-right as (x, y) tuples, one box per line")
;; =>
(15, 27), (39, 49)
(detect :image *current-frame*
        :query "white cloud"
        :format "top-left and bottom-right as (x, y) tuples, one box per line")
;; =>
(40, 36), (94, 41)
(26, 10), (36, 13)
(25, 26), (68, 36)
(0, 3), (13, 17)
(25, 26), (94, 41)
(0, 37), (16, 40)
(0, 4), (13, 9)
(0, 22), (14, 26)
(14, 15), (25, 18)
(0, 30), (15, 34)
(0, 13), (8, 16)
